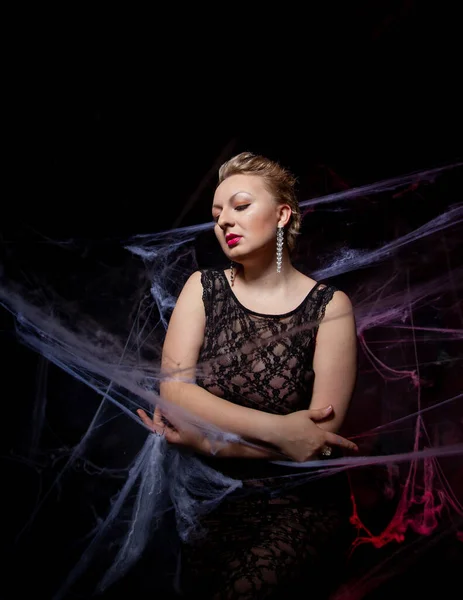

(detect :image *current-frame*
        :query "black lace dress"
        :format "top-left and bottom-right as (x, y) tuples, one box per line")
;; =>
(180, 269), (353, 599)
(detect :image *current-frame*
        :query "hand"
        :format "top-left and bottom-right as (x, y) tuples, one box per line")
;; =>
(271, 405), (358, 462)
(136, 406), (211, 454)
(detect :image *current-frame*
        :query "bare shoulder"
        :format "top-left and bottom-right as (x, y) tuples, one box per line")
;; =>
(320, 289), (355, 334)
(315, 288), (356, 359)
(170, 270), (205, 318)
(162, 270), (205, 374)
(177, 270), (203, 299)
(324, 289), (353, 317)
(183, 269), (203, 288)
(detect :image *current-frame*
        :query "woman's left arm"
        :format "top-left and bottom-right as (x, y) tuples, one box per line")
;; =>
(308, 290), (358, 433)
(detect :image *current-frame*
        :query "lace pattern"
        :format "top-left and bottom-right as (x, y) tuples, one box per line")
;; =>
(197, 269), (336, 415)
(180, 269), (349, 598)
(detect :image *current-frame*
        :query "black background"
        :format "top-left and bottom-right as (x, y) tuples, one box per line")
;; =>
(2, 3), (463, 599)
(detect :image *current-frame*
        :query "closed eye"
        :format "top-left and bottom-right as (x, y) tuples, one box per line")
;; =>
(212, 204), (250, 222)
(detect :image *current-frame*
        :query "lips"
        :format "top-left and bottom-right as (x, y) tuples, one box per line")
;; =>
(226, 234), (242, 247)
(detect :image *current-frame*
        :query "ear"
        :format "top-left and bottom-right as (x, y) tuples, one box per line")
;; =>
(277, 204), (292, 228)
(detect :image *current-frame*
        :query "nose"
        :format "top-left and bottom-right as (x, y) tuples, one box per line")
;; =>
(217, 207), (234, 230)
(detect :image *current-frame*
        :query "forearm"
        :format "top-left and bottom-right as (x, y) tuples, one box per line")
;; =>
(210, 440), (285, 460)
(308, 396), (353, 435)
(158, 381), (279, 444)
(189, 435), (285, 460)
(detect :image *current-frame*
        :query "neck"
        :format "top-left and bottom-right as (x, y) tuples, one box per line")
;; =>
(236, 250), (294, 288)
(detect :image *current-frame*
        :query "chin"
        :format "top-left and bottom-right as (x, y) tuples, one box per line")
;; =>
(227, 249), (244, 260)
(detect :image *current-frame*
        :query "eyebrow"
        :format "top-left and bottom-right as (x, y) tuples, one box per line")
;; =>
(213, 191), (253, 209)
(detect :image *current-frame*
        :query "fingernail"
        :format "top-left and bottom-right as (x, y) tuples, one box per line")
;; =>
(325, 405), (332, 412)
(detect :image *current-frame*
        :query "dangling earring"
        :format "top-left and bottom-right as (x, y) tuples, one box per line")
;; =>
(230, 262), (235, 286)
(276, 226), (284, 273)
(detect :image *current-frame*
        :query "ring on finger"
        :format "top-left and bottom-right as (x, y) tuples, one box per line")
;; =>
(320, 446), (332, 457)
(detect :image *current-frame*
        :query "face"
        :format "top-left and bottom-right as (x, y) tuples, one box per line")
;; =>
(212, 174), (288, 261)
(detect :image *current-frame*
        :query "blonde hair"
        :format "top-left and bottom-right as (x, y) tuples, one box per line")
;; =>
(217, 152), (301, 252)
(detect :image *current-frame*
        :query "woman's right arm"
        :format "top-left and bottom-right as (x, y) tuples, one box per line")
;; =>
(158, 271), (278, 443)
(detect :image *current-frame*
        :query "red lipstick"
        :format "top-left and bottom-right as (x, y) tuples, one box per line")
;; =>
(226, 234), (242, 247)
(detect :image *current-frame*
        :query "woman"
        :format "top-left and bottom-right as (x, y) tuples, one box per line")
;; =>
(138, 152), (358, 599)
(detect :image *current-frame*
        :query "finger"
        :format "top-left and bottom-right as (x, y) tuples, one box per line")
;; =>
(153, 406), (164, 426)
(308, 405), (332, 421)
(324, 431), (358, 452)
(156, 408), (179, 431)
(148, 413), (168, 436)
(153, 418), (180, 443)
(137, 409), (154, 430)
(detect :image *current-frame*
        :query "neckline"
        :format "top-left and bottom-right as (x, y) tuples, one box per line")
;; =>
(220, 270), (320, 319)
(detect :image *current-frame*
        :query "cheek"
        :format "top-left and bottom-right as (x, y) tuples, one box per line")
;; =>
(245, 209), (276, 234)
(214, 225), (225, 244)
